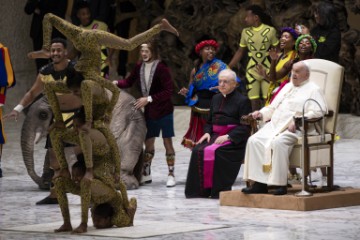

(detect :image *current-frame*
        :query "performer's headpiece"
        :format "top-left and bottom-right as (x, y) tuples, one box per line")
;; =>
(295, 34), (317, 53)
(280, 27), (298, 40)
(195, 40), (218, 54)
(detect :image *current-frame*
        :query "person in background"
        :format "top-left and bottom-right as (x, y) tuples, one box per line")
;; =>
(24, 0), (71, 71)
(295, 1), (341, 63)
(228, 4), (278, 111)
(75, 1), (113, 78)
(71, 0), (112, 27)
(0, 43), (16, 178)
(266, 34), (317, 106)
(256, 27), (298, 106)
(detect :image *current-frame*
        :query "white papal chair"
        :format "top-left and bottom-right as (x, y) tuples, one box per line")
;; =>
(289, 59), (344, 192)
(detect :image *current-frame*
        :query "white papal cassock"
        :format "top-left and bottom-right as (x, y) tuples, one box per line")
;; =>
(243, 80), (327, 186)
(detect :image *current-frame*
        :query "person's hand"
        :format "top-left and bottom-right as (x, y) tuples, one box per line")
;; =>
(255, 64), (267, 78)
(214, 135), (228, 144)
(82, 168), (94, 183)
(134, 97), (149, 109)
(114, 172), (120, 183)
(103, 57), (113, 68)
(196, 133), (210, 145)
(209, 86), (219, 91)
(53, 168), (71, 180)
(268, 48), (279, 61)
(295, 24), (310, 35)
(48, 121), (66, 133)
(251, 111), (262, 120)
(3, 110), (20, 122)
(178, 87), (189, 96)
(287, 120), (296, 133)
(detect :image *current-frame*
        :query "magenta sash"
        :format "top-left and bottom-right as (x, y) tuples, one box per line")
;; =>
(203, 124), (237, 188)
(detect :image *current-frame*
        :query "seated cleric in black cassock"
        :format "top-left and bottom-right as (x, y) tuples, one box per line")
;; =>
(185, 69), (252, 198)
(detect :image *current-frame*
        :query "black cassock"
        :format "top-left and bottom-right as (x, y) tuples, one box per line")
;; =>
(185, 90), (252, 198)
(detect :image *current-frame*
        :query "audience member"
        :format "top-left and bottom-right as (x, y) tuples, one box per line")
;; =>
(242, 61), (327, 195)
(24, 0), (70, 71)
(75, 1), (113, 78)
(185, 69), (252, 199)
(71, 0), (112, 27)
(114, 0), (137, 78)
(296, 1), (341, 63)
(268, 34), (317, 105)
(229, 4), (278, 111)
(113, 39), (176, 187)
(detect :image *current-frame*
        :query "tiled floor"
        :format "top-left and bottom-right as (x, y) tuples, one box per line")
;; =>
(1, 109), (360, 239)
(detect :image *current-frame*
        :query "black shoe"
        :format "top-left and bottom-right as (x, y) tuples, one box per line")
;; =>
(36, 197), (58, 205)
(242, 182), (268, 194)
(273, 186), (287, 195)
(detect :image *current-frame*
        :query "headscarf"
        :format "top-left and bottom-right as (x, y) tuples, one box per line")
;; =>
(195, 40), (219, 54)
(295, 34), (317, 53)
(280, 27), (298, 40)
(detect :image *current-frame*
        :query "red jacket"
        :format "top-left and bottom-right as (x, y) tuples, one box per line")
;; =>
(116, 61), (174, 120)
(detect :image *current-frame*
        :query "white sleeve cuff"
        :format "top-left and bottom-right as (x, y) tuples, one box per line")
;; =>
(147, 96), (153, 103)
(14, 104), (24, 113)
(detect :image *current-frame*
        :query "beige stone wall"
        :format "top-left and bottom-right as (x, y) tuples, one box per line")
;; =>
(0, 0), (37, 111)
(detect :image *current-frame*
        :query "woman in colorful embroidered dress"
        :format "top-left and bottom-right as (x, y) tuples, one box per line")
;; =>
(178, 38), (229, 149)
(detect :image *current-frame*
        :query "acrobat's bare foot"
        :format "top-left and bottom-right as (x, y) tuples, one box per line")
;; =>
(72, 222), (87, 234)
(27, 49), (51, 59)
(54, 222), (73, 232)
(160, 19), (179, 37)
(127, 197), (137, 226)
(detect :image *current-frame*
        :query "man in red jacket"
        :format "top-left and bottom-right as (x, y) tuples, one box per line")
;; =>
(113, 39), (176, 187)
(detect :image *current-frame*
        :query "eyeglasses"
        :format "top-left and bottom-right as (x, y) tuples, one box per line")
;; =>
(218, 80), (230, 85)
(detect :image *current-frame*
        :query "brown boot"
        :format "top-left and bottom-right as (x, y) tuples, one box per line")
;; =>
(141, 152), (154, 184)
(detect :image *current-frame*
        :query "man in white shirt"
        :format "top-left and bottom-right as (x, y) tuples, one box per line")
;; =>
(242, 61), (327, 195)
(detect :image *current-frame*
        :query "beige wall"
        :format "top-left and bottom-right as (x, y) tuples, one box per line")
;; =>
(0, 0), (37, 111)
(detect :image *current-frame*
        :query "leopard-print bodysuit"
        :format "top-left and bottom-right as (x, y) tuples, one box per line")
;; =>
(53, 128), (132, 227)
(54, 176), (135, 228)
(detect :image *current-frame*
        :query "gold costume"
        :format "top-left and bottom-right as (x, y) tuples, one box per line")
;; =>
(45, 79), (120, 173)
(53, 128), (134, 228)
(54, 176), (135, 228)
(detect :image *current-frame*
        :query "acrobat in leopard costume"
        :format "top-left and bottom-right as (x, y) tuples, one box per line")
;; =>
(53, 125), (135, 233)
